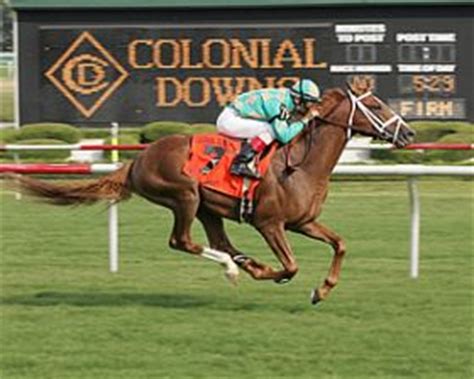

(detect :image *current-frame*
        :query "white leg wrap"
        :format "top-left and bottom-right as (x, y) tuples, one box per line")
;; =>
(201, 247), (239, 279)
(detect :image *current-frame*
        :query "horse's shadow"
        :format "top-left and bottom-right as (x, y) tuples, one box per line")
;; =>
(1, 291), (214, 309)
(1, 291), (310, 313)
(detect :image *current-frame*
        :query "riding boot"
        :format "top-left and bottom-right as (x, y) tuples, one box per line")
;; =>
(231, 141), (261, 179)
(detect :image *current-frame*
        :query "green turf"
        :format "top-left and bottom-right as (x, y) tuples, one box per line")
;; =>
(0, 180), (472, 379)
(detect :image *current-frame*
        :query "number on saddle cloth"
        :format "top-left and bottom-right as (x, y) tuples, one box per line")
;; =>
(201, 145), (226, 174)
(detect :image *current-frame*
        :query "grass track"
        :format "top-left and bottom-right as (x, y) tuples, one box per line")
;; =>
(1, 180), (472, 379)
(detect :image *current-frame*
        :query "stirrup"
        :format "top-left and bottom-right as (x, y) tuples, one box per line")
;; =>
(231, 162), (261, 179)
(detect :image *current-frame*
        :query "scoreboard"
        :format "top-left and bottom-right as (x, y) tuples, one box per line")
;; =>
(16, 6), (473, 124)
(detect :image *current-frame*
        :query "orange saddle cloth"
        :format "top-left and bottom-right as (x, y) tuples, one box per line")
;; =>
(183, 134), (276, 200)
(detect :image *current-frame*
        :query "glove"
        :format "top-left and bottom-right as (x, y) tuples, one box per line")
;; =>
(301, 107), (321, 124)
(278, 105), (291, 121)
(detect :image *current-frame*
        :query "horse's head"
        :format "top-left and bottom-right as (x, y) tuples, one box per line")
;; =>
(319, 81), (415, 147)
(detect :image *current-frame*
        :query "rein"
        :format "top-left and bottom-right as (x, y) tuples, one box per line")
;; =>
(284, 128), (313, 174)
(312, 115), (366, 135)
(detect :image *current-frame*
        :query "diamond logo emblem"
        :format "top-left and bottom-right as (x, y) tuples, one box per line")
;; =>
(45, 31), (129, 118)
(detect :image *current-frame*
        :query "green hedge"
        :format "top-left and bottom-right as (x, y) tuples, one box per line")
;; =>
(371, 149), (425, 164)
(5, 123), (81, 144)
(140, 121), (191, 143)
(80, 128), (111, 139)
(423, 133), (474, 162)
(81, 127), (142, 140)
(438, 132), (474, 144)
(190, 123), (216, 135)
(409, 121), (473, 142)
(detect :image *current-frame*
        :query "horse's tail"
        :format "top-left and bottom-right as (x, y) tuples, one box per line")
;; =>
(6, 162), (133, 206)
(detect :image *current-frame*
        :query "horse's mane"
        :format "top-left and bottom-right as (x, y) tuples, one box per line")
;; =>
(319, 87), (347, 118)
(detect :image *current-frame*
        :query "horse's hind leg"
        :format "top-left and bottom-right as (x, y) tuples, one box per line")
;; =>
(197, 210), (281, 280)
(292, 221), (346, 305)
(168, 191), (239, 283)
(168, 191), (202, 254)
(258, 223), (299, 284)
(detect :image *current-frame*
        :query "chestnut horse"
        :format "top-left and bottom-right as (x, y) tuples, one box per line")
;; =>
(10, 83), (415, 305)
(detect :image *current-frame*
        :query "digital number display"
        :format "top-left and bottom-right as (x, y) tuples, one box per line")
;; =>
(398, 75), (456, 95)
(412, 75), (455, 94)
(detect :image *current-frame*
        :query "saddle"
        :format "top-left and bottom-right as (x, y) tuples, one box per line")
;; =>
(183, 134), (277, 220)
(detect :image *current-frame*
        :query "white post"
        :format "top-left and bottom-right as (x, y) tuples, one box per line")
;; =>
(109, 122), (119, 273)
(407, 178), (420, 279)
(12, 12), (22, 201)
(109, 203), (119, 273)
(13, 11), (20, 130)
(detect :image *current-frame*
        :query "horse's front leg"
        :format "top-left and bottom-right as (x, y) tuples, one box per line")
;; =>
(292, 221), (346, 305)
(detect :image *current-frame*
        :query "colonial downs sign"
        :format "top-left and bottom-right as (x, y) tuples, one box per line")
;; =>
(40, 26), (331, 123)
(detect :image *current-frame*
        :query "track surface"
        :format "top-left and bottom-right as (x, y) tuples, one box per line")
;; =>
(1, 180), (472, 379)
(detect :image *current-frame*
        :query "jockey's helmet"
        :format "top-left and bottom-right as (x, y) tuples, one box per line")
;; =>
(290, 79), (321, 103)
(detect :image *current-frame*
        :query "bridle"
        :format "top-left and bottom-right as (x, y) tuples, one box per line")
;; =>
(316, 89), (408, 144)
(284, 88), (408, 174)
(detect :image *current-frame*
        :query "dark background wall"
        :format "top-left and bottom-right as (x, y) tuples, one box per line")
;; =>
(17, 6), (474, 125)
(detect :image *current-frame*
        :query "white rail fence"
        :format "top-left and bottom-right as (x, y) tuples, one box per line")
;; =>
(1, 143), (472, 278)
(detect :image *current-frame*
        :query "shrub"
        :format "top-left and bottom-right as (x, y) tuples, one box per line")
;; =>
(81, 127), (142, 140)
(1, 139), (71, 161)
(409, 121), (473, 142)
(438, 132), (474, 144)
(423, 133), (474, 163)
(80, 128), (111, 139)
(140, 121), (191, 143)
(190, 123), (216, 135)
(120, 128), (142, 140)
(7, 123), (81, 144)
(370, 149), (425, 164)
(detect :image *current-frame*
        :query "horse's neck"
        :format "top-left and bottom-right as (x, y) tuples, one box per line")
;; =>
(299, 123), (348, 180)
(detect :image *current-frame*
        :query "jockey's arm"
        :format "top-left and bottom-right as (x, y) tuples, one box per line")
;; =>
(263, 97), (308, 144)
(270, 119), (306, 144)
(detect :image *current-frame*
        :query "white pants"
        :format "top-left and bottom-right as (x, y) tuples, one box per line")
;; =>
(216, 107), (274, 144)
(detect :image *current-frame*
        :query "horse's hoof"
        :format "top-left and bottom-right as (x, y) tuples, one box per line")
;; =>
(310, 289), (322, 305)
(232, 254), (249, 266)
(225, 270), (239, 286)
(275, 277), (291, 285)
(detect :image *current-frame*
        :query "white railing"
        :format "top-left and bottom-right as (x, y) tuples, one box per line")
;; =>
(1, 137), (472, 277)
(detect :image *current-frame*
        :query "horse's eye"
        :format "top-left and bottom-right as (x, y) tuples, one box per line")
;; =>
(370, 105), (382, 111)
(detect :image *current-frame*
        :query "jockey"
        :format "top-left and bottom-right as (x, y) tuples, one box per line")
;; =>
(216, 79), (322, 179)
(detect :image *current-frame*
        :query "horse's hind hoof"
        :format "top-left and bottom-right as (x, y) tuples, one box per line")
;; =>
(275, 278), (291, 285)
(310, 289), (322, 305)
